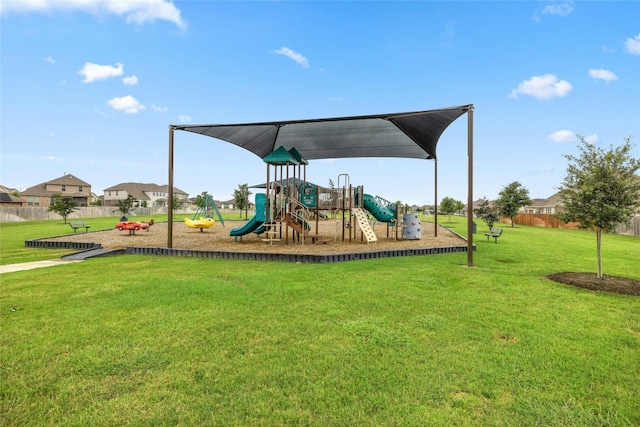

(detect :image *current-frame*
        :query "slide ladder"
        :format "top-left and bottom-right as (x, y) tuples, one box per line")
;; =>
(352, 208), (377, 244)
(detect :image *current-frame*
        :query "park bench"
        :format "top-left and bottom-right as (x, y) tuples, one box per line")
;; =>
(484, 227), (502, 243)
(69, 221), (90, 233)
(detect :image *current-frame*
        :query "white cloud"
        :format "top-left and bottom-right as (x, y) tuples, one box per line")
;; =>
(79, 62), (123, 83)
(588, 68), (618, 82)
(0, 0), (187, 29)
(584, 134), (598, 144)
(625, 34), (640, 55)
(509, 74), (573, 100)
(43, 55), (55, 64)
(122, 75), (138, 85)
(152, 105), (168, 112)
(533, 0), (573, 22)
(179, 115), (192, 123)
(274, 47), (309, 69)
(601, 44), (615, 54)
(107, 95), (145, 114)
(40, 155), (64, 162)
(549, 130), (576, 142)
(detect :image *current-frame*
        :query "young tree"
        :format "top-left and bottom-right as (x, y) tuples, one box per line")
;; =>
(172, 195), (182, 211)
(48, 193), (79, 223)
(557, 136), (640, 279)
(115, 195), (137, 219)
(440, 196), (464, 222)
(496, 181), (532, 227)
(473, 198), (500, 229)
(234, 183), (252, 219)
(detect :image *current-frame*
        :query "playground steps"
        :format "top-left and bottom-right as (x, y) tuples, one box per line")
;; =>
(261, 222), (282, 245)
(352, 208), (378, 244)
(285, 215), (320, 243)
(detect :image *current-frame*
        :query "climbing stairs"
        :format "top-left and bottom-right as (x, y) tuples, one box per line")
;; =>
(352, 208), (377, 243)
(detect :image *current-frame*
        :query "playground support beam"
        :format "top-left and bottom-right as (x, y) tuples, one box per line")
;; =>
(434, 159), (438, 238)
(467, 105), (474, 267)
(168, 126), (174, 248)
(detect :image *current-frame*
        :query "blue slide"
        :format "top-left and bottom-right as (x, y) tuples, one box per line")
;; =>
(363, 193), (396, 223)
(230, 194), (267, 237)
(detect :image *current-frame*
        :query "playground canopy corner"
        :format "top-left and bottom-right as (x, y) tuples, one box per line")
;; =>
(168, 104), (475, 265)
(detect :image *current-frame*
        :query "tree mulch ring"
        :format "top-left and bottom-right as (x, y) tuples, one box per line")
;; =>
(547, 272), (640, 296)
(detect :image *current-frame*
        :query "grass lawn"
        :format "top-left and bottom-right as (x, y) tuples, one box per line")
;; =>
(1, 217), (639, 425)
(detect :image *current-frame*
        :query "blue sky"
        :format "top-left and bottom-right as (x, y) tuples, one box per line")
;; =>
(1, 0), (639, 206)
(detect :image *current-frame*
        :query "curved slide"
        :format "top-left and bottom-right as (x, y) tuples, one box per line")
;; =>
(363, 193), (396, 223)
(230, 194), (267, 237)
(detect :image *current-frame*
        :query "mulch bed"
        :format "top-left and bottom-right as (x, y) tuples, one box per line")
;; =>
(547, 272), (640, 296)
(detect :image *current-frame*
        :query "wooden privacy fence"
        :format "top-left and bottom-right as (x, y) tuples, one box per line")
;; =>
(509, 213), (640, 237)
(0, 206), (169, 222)
(0, 206), (251, 223)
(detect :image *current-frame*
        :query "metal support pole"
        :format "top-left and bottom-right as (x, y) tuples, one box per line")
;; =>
(434, 158), (438, 238)
(168, 126), (174, 248)
(467, 105), (474, 267)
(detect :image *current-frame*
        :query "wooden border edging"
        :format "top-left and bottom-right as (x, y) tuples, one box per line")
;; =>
(123, 244), (472, 264)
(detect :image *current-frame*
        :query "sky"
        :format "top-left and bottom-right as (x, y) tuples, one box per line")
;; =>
(1, 0), (639, 206)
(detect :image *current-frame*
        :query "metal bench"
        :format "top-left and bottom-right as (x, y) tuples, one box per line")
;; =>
(484, 227), (502, 243)
(69, 221), (90, 233)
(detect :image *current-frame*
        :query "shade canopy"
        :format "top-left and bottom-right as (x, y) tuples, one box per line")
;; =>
(172, 105), (470, 161)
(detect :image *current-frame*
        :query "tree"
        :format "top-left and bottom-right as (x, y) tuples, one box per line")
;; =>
(440, 196), (464, 222)
(195, 192), (205, 208)
(234, 183), (252, 219)
(48, 193), (79, 223)
(496, 181), (532, 228)
(473, 197), (500, 229)
(557, 136), (640, 279)
(171, 195), (183, 211)
(115, 195), (137, 218)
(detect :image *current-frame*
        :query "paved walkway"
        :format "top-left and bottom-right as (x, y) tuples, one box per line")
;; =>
(0, 259), (82, 274)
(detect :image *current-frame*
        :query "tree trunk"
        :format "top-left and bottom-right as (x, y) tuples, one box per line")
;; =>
(596, 227), (603, 279)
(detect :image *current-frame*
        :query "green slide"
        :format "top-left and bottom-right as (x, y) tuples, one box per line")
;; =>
(230, 194), (267, 237)
(363, 193), (396, 223)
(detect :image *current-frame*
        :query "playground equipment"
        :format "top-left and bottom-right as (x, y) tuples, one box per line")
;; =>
(186, 192), (224, 232)
(230, 193), (267, 240)
(229, 145), (415, 245)
(402, 213), (422, 240)
(184, 217), (215, 232)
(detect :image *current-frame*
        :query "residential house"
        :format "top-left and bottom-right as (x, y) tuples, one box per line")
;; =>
(219, 198), (237, 210)
(0, 185), (25, 207)
(20, 174), (91, 207)
(521, 192), (564, 214)
(103, 182), (189, 207)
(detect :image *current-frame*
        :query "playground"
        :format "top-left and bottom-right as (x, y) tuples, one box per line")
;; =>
(42, 217), (467, 257)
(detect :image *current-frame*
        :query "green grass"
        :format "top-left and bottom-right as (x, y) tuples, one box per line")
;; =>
(0, 212), (251, 265)
(1, 218), (639, 425)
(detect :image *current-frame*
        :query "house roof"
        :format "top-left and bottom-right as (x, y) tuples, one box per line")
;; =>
(172, 105), (471, 161)
(47, 174), (90, 187)
(104, 182), (188, 199)
(21, 174), (90, 197)
(0, 192), (24, 203)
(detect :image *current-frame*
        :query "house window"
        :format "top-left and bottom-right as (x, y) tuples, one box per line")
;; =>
(61, 185), (66, 192)
(545, 207), (552, 214)
(79, 186), (83, 192)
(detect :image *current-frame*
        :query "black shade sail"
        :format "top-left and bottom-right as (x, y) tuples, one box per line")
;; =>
(172, 105), (471, 161)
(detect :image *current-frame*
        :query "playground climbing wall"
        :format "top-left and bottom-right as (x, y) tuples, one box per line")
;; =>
(352, 208), (378, 243)
(402, 214), (421, 240)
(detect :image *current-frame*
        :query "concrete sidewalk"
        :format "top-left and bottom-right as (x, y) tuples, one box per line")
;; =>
(0, 260), (82, 274)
